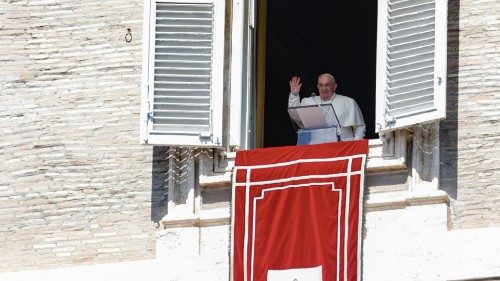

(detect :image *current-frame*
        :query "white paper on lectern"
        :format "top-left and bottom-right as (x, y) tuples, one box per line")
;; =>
(288, 105), (331, 129)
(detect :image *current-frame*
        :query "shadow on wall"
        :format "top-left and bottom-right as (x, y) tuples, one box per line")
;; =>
(150, 147), (200, 225)
(439, 0), (460, 200)
(150, 146), (170, 225)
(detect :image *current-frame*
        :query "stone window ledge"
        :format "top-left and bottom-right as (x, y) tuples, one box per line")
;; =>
(200, 131), (408, 189)
(162, 208), (230, 229)
(162, 189), (449, 229)
(365, 189), (449, 212)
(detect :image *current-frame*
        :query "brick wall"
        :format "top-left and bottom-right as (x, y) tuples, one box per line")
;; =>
(0, 0), (159, 271)
(441, 0), (500, 228)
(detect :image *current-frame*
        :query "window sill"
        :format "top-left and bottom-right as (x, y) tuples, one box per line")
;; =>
(366, 131), (407, 173)
(365, 189), (449, 212)
(162, 189), (449, 228)
(162, 208), (230, 229)
(199, 131), (408, 189)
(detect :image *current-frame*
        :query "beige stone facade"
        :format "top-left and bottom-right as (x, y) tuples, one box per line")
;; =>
(0, 0), (498, 279)
(0, 0), (156, 271)
(440, 0), (500, 229)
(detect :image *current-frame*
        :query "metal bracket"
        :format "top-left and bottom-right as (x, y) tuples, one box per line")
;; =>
(385, 112), (396, 124)
(379, 130), (391, 148)
(199, 132), (212, 139)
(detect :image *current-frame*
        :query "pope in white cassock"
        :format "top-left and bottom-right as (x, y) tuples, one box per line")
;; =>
(288, 73), (366, 140)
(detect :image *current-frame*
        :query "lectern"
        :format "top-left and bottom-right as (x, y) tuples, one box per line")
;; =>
(288, 104), (340, 145)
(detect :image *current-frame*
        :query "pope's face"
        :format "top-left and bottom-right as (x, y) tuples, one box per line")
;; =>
(317, 76), (337, 100)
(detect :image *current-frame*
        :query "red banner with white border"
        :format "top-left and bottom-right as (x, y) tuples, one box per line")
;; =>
(231, 140), (368, 281)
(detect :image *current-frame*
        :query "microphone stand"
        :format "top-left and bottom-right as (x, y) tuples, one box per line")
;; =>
(330, 103), (342, 142)
(311, 93), (343, 142)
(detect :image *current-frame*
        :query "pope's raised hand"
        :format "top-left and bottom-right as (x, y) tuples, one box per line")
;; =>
(289, 76), (302, 95)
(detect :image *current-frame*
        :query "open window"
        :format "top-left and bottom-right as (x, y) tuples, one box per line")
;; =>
(140, 0), (447, 151)
(140, 0), (225, 147)
(254, 0), (447, 148)
(260, 1), (378, 147)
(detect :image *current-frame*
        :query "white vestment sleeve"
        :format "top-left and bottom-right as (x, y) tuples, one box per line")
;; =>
(352, 100), (366, 139)
(353, 124), (366, 140)
(288, 93), (301, 108)
(288, 93), (302, 125)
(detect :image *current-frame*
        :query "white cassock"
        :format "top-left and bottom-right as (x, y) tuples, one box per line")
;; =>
(288, 93), (366, 140)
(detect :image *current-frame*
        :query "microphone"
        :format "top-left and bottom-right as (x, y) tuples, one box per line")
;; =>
(311, 92), (316, 97)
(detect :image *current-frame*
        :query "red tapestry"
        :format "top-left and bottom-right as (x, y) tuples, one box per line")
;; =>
(231, 140), (368, 281)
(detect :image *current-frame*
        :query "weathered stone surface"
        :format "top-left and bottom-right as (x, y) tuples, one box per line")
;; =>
(0, 0), (498, 277)
(0, 0), (158, 271)
(441, 0), (500, 229)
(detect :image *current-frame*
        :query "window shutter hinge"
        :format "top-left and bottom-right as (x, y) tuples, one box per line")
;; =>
(385, 114), (396, 124)
(199, 132), (212, 139)
(384, 105), (396, 125)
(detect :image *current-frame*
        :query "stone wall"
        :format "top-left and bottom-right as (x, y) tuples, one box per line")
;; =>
(441, 0), (500, 229)
(1, 0), (499, 275)
(0, 0), (159, 271)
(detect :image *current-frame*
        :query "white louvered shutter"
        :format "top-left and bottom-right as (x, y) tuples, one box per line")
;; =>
(375, 0), (447, 132)
(141, 0), (225, 146)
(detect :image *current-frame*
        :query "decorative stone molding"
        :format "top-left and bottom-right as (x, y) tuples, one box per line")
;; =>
(365, 189), (450, 212)
(162, 208), (230, 228)
(162, 126), (451, 228)
(366, 130), (407, 173)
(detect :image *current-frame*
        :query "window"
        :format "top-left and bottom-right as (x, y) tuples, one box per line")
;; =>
(375, 0), (447, 132)
(258, 0), (447, 148)
(140, 0), (448, 149)
(261, 0), (378, 147)
(140, 0), (225, 147)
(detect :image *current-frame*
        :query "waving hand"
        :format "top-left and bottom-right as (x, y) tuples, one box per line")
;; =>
(289, 76), (302, 95)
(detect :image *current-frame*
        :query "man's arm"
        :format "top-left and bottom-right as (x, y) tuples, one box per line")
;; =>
(288, 76), (303, 125)
(288, 76), (302, 108)
(351, 100), (366, 139)
(353, 124), (366, 140)
(289, 76), (302, 95)
(289, 93), (301, 107)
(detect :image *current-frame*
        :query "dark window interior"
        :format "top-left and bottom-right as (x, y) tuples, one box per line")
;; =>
(263, 0), (378, 147)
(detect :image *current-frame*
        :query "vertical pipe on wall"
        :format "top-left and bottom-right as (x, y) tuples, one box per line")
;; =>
(229, 0), (244, 149)
(255, 0), (266, 148)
